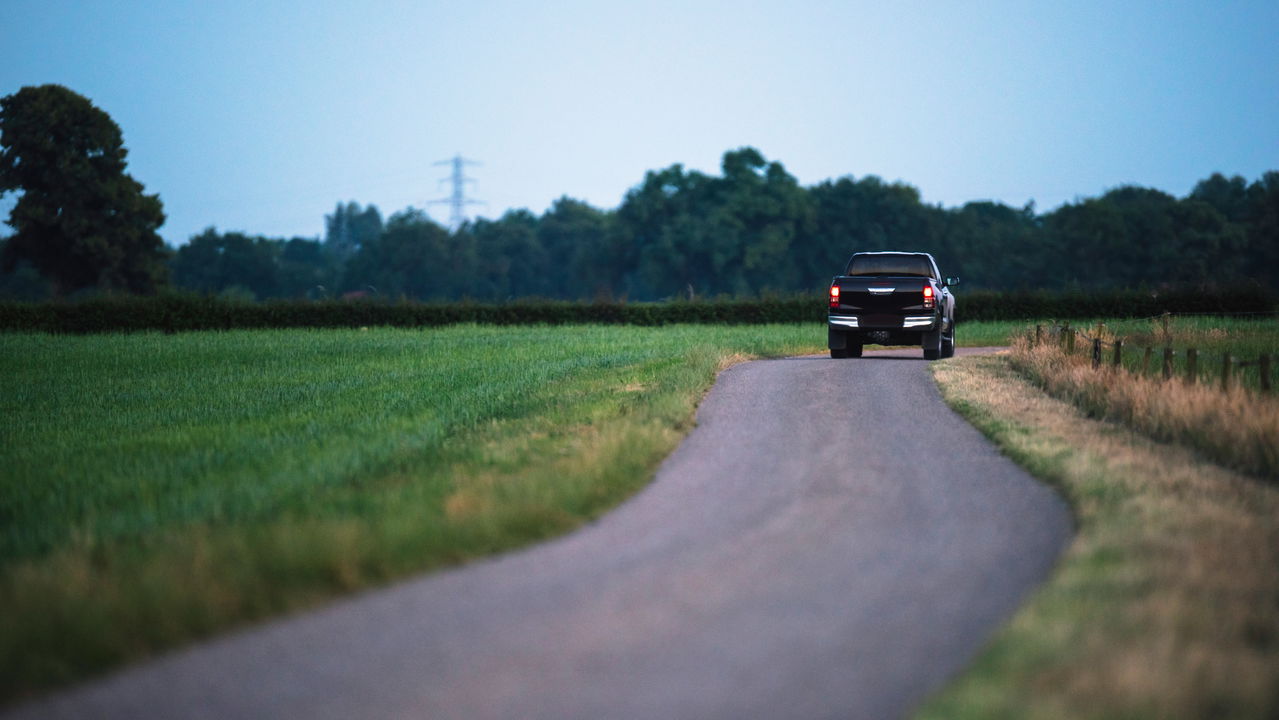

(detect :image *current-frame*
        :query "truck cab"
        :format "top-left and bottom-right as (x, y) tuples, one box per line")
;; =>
(828, 251), (958, 359)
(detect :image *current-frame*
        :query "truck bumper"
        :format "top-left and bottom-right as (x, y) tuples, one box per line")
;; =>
(828, 314), (939, 331)
(828, 314), (943, 349)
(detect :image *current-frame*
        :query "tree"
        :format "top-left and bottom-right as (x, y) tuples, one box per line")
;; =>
(1189, 173), (1251, 224)
(1244, 172), (1279, 286)
(324, 201), (382, 261)
(0, 85), (168, 294)
(0, 238), (52, 300)
(616, 148), (815, 298)
(471, 210), (544, 300)
(276, 237), (336, 298)
(1044, 186), (1243, 288)
(171, 228), (280, 299)
(939, 201), (1042, 289)
(343, 208), (452, 299)
(537, 197), (615, 299)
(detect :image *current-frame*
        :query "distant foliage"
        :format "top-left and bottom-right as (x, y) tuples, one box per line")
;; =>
(7, 144), (1277, 302)
(155, 152), (1276, 302)
(172, 229), (337, 301)
(0, 85), (169, 295)
(324, 201), (382, 262)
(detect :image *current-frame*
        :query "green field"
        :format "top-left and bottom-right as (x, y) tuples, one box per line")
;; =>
(0, 318), (1059, 704)
(1, 324), (831, 700)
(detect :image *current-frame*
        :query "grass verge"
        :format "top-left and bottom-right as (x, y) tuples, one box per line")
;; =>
(0, 325), (823, 703)
(1009, 332), (1278, 480)
(1034, 315), (1279, 394)
(919, 352), (1279, 719)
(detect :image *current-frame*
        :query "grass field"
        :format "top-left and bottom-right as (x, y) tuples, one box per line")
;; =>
(10, 316), (1187, 707)
(0, 324), (829, 701)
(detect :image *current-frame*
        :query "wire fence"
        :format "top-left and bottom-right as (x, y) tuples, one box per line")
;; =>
(1031, 313), (1275, 395)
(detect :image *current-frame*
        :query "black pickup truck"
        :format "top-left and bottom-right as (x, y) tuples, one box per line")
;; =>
(828, 251), (958, 359)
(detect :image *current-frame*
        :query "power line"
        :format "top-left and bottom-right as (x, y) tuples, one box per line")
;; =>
(429, 154), (484, 229)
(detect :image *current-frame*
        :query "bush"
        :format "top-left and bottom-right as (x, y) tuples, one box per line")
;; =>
(956, 286), (1274, 322)
(0, 288), (1272, 334)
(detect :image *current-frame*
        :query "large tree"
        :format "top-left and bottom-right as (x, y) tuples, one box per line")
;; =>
(0, 84), (168, 294)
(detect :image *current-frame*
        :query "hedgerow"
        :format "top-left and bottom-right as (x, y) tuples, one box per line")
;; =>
(0, 287), (1271, 334)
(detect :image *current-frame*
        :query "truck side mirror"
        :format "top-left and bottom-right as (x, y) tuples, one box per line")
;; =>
(945, 277), (960, 287)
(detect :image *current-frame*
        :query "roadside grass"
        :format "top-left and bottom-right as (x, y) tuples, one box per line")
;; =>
(954, 319), (1024, 347)
(921, 352), (1279, 719)
(0, 324), (823, 702)
(1010, 324), (1279, 480)
(1030, 315), (1279, 394)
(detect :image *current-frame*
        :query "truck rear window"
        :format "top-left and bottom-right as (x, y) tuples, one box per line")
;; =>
(845, 254), (934, 277)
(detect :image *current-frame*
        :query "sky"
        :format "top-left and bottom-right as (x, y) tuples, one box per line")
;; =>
(1, 0), (1277, 246)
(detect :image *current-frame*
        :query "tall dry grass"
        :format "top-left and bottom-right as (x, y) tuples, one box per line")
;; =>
(923, 353), (1279, 719)
(1009, 335), (1279, 481)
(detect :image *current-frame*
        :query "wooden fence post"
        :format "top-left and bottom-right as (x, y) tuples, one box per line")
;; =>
(1112, 339), (1123, 368)
(1162, 348), (1174, 380)
(1092, 338), (1102, 369)
(1261, 354), (1272, 394)
(1142, 346), (1152, 376)
(1185, 348), (1197, 385)
(1161, 312), (1170, 343)
(1035, 325), (1043, 347)
(1221, 354), (1233, 391)
(1066, 327), (1076, 355)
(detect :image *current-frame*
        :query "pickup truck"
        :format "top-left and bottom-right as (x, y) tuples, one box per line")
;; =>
(828, 251), (958, 359)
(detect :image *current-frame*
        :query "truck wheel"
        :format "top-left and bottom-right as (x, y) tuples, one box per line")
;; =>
(848, 342), (863, 358)
(830, 347), (848, 359)
(941, 324), (956, 358)
(923, 329), (943, 360)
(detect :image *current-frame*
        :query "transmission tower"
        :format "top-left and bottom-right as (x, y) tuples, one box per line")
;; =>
(429, 154), (483, 229)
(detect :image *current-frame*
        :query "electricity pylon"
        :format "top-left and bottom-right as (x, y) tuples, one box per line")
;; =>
(429, 155), (483, 229)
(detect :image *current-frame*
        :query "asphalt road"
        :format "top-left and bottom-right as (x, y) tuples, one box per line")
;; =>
(10, 347), (1073, 720)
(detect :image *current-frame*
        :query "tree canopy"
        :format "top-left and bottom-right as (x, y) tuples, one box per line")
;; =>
(8, 142), (1276, 302)
(0, 85), (168, 294)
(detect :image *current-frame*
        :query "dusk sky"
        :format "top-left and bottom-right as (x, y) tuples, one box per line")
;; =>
(2, 0), (1277, 246)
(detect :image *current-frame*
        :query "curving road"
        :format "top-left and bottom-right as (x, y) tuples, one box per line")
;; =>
(9, 348), (1072, 720)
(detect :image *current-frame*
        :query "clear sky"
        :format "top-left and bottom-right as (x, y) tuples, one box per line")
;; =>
(2, 0), (1277, 246)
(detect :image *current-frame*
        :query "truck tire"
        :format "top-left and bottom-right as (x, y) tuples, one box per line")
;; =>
(923, 328), (943, 360)
(829, 327), (853, 359)
(848, 341), (863, 358)
(941, 323), (956, 358)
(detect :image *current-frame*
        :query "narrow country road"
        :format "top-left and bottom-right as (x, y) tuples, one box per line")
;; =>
(9, 348), (1073, 720)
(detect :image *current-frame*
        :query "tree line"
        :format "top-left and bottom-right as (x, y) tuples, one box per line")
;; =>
(3, 87), (1277, 302)
(165, 149), (1278, 302)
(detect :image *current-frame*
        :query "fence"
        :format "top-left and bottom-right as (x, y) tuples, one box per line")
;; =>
(1031, 313), (1274, 394)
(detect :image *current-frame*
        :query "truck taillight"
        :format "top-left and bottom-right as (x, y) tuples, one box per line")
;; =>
(923, 285), (935, 309)
(829, 285), (840, 309)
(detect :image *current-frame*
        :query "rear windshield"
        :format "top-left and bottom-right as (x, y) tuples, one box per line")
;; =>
(845, 254), (935, 278)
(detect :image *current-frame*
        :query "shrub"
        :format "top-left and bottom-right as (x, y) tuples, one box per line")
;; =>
(0, 288), (1271, 334)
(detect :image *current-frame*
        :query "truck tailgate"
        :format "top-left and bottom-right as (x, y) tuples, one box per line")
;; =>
(832, 277), (930, 318)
